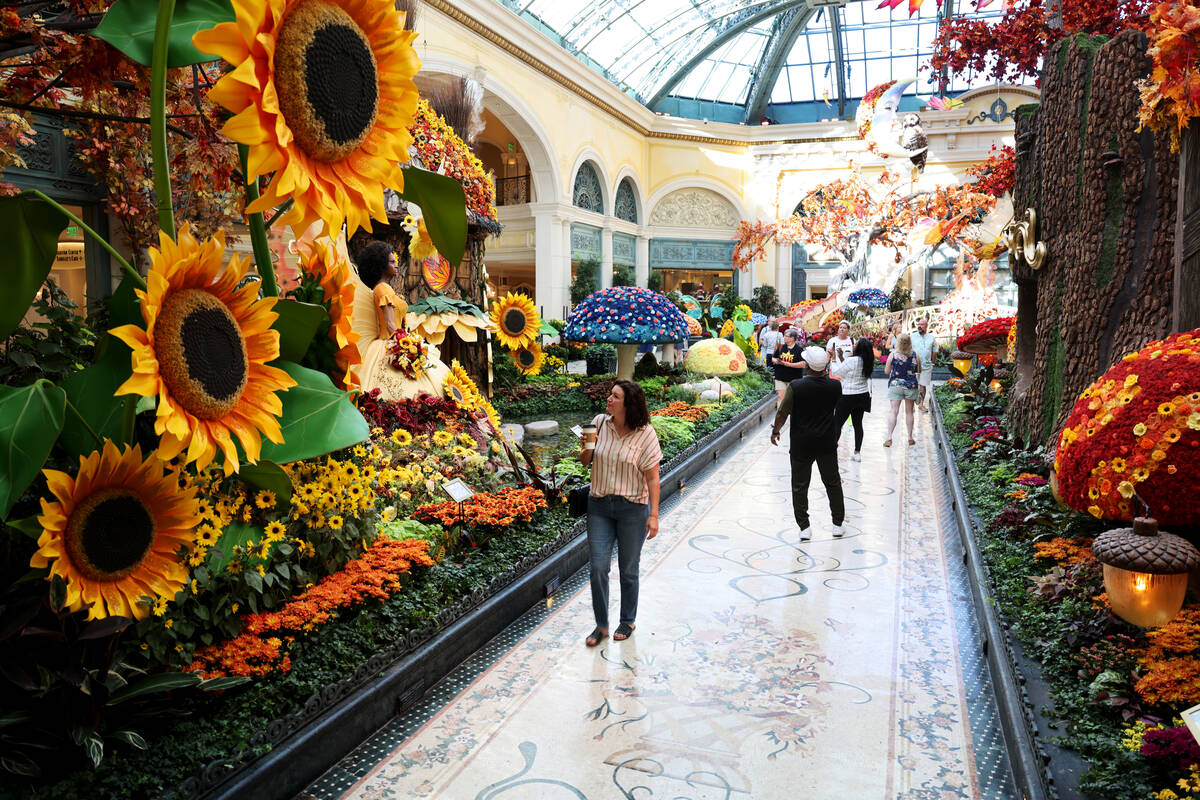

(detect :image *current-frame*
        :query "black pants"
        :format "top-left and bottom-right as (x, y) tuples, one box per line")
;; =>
(790, 449), (844, 529)
(834, 392), (870, 451)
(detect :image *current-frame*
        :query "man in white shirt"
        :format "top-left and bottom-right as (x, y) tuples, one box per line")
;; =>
(759, 320), (784, 367)
(909, 318), (937, 410)
(825, 321), (854, 362)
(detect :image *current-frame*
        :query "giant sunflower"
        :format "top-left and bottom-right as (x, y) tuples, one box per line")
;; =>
(490, 292), (540, 350)
(193, 0), (421, 236)
(443, 359), (482, 410)
(295, 235), (362, 389)
(110, 226), (297, 475)
(510, 342), (546, 376)
(31, 442), (202, 620)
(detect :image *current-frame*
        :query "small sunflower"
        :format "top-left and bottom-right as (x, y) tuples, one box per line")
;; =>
(193, 0), (421, 236)
(390, 428), (413, 447)
(490, 292), (540, 350)
(328, 515), (344, 530)
(433, 430), (454, 447)
(255, 490), (277, 509)
(443, 359), (482, 410)
(510, 342), (546, 376)
(110, 226), (297, 475)
(265, 521), (287, 541)
(31, 442), (203, 620)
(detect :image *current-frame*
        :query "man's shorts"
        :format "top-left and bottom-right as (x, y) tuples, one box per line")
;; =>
(918, 368), (933, 388)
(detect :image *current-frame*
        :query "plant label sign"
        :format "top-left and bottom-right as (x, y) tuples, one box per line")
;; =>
(1183, 703), (1200, 747)
(442, 477), (475, 504)
(570, 425), (583, 438)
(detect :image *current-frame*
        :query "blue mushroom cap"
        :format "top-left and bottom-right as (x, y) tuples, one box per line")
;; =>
(847, 287), (890, 308)
(562, 286), (690, 345)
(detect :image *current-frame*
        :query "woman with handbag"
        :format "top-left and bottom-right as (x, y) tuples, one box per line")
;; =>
(830, 337), (875, 462)
(579, 379), (662, 647)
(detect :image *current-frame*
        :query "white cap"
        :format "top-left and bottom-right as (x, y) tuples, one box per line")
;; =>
(802, 346), (829, 372)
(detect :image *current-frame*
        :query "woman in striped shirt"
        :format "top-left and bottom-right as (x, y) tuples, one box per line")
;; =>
(579, 379), (662, 646)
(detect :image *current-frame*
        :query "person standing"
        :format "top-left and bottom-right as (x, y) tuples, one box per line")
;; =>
(760, 320), (783, 369)
(773, 328), (807, 407)
(826, 320), (854, 362)
(884, 333), (921, 447)
(831, 337), (874, 462)
(770, 347), (844, 541)
(886, 323), (901, 353)
(910, 318), (937, 410)
(580, 379), (662, 647)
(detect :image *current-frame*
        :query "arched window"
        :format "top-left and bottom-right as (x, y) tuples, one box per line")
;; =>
(572, 162), (603, 214)
(614, 178), (638, 223)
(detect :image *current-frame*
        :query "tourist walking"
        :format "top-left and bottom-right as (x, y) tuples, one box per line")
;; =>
(831, 337), (874, 462)
(910, 317), (937, 410)
(770, 347), (845, 541)
(886, 323), (900, 353)
(760, 320), (783, 368)
(826, 320), (854, 362)
(580, 379), (662, 647)
(772, 327), (807, 406)
(884, 333), (922, 447)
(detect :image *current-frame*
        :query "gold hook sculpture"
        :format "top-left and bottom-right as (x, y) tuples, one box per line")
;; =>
(1002, 208), (1047, 270)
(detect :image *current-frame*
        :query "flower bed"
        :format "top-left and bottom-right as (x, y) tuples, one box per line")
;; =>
(936, 371), (1200, 799)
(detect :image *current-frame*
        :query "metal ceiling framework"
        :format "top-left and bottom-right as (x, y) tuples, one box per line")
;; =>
(495, 0), (1013, 124)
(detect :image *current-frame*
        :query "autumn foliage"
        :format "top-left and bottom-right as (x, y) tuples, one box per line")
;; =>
(1138, 0), (1200, 152)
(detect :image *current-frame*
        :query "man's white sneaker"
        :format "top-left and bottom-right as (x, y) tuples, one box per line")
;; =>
(799, 526), (812, 541)
(832, 524), (844, 538)
(851, 452), (861, 462)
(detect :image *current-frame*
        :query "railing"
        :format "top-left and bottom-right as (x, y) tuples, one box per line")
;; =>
(495, 173), (531, 206)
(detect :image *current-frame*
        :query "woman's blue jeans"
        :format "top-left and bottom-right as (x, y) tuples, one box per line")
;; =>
(586, 494), (649, 628)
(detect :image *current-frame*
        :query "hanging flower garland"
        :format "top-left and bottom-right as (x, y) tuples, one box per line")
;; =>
(1054, 329), (1200, 525)
(408, 98), (498, 219)
(386, 329), (430, 379)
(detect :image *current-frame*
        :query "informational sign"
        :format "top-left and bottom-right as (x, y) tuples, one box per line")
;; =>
(441, 478), (475, 504)
(1182, 703), (1200, 746)
(53, 241), (85, 270)
(570, 425), (583, 439)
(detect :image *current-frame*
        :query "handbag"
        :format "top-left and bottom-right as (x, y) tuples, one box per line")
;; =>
(568, 484), (590, 518)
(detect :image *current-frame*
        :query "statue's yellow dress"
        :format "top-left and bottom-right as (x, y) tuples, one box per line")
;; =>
(353, 279), (450, 401)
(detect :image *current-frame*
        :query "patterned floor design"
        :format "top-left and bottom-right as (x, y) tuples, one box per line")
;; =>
(301, 383), (1016, 799)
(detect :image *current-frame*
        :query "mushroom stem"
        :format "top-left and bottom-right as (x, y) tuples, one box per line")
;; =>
(616, 344), (638, 380)
(662, 343), (676, 366)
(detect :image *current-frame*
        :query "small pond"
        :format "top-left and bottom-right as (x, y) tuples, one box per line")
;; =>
(508, 410), (599, 472)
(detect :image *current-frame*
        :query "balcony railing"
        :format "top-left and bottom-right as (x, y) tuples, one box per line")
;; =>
(495, 173), (531, 206)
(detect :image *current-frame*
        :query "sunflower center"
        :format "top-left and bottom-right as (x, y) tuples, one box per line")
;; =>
(66, 490), (155, 581)
(275, 0), (379, 163)
(154, 289), (249, 420)
(517, 349), (536, 368)
(503, 309), (528, 336)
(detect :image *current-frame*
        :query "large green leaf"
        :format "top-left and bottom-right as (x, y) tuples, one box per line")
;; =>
(93, 0), (234, 68)
(237, 461), (293, 507)
(259, 362), (368, 464)
(107, 275), (143, 328)
(270, 300), (328, 363)
(59, 333), (133, 458)
(406, 293), (486, 319)
(0, 381), (66, 519)
(399, 167), (467, 268)
(107, 671), (202, 705)
(0, 194), (68, 341)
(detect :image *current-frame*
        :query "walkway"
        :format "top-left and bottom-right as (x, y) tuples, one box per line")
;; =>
(302, 383), (1016, 799)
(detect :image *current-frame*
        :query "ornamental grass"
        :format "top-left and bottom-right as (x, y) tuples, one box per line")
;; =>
(188, 538), (435, 678)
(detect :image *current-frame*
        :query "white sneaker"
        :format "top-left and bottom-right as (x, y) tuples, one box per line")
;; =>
(832, 524), (844, 538)
(799, 526), (812, 541)
(851, 452), (861, 462)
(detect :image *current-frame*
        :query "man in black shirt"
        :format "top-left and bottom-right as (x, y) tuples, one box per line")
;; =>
(769, 346), (845, 541)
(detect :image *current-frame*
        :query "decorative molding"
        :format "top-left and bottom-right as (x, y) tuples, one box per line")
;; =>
(612, 231), (636, 266)
(650, 238), (736, 270)
(570, 223), (602, 260)
(649, 188), (740, 228)
(572, 162), (603, 213)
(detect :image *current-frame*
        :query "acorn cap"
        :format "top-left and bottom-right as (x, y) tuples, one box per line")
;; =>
(1091, 517), (1200, 574)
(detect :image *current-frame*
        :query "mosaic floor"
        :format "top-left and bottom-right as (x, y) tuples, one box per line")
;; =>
(302, 383), (1016, 800)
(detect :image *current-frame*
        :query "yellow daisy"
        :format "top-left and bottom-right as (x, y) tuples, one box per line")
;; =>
(109, 226), (296, 475)
(31, 442), (202, 620)
(193, 0), (421, 236)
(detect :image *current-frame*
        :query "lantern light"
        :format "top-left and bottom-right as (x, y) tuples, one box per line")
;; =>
(1092, 517), (1200, 628)
(950, 350), (973, 378)
(988, 379), (1004, 393)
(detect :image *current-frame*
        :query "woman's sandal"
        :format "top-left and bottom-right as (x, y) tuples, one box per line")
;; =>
(586, 627), (608, 647)
(908, 438), (916, 446)
(613, 623), (636, 641)
(883, 440), (892, 447)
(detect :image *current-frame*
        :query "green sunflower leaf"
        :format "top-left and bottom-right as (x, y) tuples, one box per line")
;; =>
(0, 193), (69, 342)
(259, 362), (369, 464)
(200, 676), (250, 692)
(93, 0), (235, 68)
(0, 380), (67, 520)
(106, 672), (202, 705)
(59, 333), (133, 458)
(107, 275), (143, 328)
(399, 167), (467, 269)
(209, 521), (261, 572)
(270, 300), (329, 364)
(237, 461), (293, 507)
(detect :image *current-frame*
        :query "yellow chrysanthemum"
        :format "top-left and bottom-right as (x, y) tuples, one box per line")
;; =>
(31, 442), (202, 620)
(511, 342), (546, 376)
(294, 235), (362, 389)
(193, 0), (421, 236)
(110, 227), (297, 475)
(490, 292), (539, 350)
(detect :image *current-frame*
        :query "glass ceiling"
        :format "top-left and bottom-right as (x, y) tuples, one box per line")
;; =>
(493, 0), (1015, 124)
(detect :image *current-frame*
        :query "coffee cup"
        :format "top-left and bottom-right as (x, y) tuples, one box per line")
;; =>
(580, 424), (597, 449)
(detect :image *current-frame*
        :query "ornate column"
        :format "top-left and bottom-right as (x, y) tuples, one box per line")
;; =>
(533, 206), (569, 321)
(774, 242), (792, 306)
(636, 233), (650, 288)
(600, 224), (614, 290)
